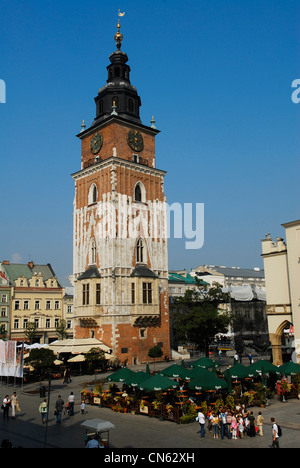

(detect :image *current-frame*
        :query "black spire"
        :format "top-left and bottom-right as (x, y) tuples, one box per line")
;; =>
(93, 16), (142, 125)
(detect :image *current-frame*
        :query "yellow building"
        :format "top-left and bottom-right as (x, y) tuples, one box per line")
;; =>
(0, 260), (65, 343)
(261, 219), (300, 364)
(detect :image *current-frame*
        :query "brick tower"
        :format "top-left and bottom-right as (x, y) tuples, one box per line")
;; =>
(71, 18), (170, 365)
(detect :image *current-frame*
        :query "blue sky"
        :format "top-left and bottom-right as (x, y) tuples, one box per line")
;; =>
(0, 0), (299, 286)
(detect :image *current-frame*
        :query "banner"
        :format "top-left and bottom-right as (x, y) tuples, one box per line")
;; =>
(0, 340), (24, 378)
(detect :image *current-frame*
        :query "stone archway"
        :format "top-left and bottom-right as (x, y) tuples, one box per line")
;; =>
(269, 319), (292, 366)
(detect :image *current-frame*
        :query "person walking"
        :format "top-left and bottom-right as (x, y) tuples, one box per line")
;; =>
(68, 391), (75, 416)
(2, 395), (10, 421)
(10, 392), (18, 419)
(257, 411), (264, 436)
(248, 411), (256, 437)
(55, 395), (65, 424)
(197, 409), (206, 438)
(39, 399), (48, 424)
(271, 417), (280, 448)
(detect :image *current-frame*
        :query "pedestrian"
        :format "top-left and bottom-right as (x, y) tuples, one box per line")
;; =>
(219, 407), (228, 439)
(196, 408), (206, 438)
(257, 411), (264, 436)
(238, 414), (245, 439)
(55, 395), (65, 423)
(68, 391), (75, 416)
(231, 414), (238, 439)
(10, 392), (18, 419)
(86, 435), (104, 448)
(248, 411), (256, 437)
(62, 369), (68, 384)
(2, 395), (10, 421)
(271, 417), (280, 448)
(226, 411), (232, 439)
(39, 399), (48, 424)
(212, 413), (219, 439)
(80, 401), (86, 414)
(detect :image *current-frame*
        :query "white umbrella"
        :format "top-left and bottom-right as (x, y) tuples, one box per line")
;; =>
(81, 419), (115, 433)
(67, 354), (85, 362)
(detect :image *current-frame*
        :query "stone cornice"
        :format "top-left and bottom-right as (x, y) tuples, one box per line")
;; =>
(71, 156), (167, 181)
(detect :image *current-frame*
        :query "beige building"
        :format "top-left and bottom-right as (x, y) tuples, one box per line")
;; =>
(0, 261), (65, 343)
(261, 219), (300, 365)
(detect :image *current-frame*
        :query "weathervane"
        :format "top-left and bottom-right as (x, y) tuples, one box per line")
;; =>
(115, 10), (125, 50)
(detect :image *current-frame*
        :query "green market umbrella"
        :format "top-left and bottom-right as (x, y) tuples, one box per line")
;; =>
(278, 361), (300, 375)
(246, 360), (280, 377)
(222, 363), (251, 395)
(223, 363), (250, 380)
(106, 367), (135, 382)
(123, 371), (149, 387)
(184, 366), (215, 380)
(159, 363), (190, 379)
(188, 373), (228, 391)
(137, 374), (180, 392)
(190, 357), (217, 369)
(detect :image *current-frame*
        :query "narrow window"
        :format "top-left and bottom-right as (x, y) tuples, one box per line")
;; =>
(131, 283), (135, 304)
(135, 184), (142, 202)
(143, 283), (147, 304)
(128, 98), (134, 113)
(147, 283), (152, 304)
(83, 284), (90, 305)
(96, 284), (101, 305)
(136, 238), (144, 263)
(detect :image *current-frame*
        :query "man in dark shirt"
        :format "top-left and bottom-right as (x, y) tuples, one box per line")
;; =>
(55, 395), (64, 423)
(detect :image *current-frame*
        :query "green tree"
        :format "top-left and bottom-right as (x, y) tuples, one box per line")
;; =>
(173, 281), (230, 357)
(0, 324), (7, 340)
(24, 348), (56, 381)
(24, 322), (38, 344)
(148, 345), (163, 369)
(84, 347), (107, 372)
(56, 319), (68, 340)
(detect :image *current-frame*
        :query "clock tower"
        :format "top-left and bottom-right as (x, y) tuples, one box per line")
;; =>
(71, 18), (170, 364)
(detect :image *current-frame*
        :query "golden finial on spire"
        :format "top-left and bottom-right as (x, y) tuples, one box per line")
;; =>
(115, 10), (125, 50)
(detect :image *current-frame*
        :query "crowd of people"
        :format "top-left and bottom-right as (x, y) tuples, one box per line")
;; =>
(196, 405), (281, 447)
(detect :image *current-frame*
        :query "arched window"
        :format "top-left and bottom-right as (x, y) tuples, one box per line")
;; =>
(135, 184), (142, 202)
(134, 182), (146, 203)
(88, 183), (97, 205)
(136, 238), (144, 263)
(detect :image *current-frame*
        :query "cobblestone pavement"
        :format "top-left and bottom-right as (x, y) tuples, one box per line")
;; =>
(0, 360), (299, 450)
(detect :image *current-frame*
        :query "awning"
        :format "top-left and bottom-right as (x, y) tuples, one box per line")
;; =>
(48, 338), (112, 356)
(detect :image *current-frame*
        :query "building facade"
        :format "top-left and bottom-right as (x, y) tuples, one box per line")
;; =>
(261, 220), (300, 365)
(70, 20), (170, 364)
(0, 260), (65, 343)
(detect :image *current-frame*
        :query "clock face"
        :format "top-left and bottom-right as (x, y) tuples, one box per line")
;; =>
(90, 132), (103, 155)
(127, 129), (144, 152)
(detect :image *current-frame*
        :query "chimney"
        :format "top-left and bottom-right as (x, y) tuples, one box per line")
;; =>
(28, 261), (34, 269)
